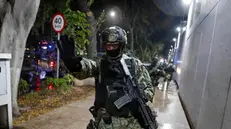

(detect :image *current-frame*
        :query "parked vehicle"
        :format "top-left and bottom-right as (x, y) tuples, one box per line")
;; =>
(20, 39), (68, 93)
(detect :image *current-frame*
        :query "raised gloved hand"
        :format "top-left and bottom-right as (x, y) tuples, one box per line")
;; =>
(56, 38), (83, 72)
(62, 57), (83, 72)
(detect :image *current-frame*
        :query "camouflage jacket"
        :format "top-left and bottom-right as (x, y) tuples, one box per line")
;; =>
(80, 54), (154, 101)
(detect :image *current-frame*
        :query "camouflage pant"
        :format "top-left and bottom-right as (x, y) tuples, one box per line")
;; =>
(97, 116), (143, 129)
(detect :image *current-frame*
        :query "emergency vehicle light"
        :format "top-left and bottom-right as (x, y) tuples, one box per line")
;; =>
(50, 61), (55, 67)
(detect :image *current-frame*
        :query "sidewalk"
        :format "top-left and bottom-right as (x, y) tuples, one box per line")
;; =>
(16, 95), (94, 129)
(154, 81), (190, 129)
(16, 82), (190, 129)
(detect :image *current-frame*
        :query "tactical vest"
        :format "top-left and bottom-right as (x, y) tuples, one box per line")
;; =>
(94, 57), (136, 117)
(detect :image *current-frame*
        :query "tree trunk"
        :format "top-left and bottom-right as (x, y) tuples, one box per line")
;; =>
(0, 0), (40, 116)
(130, 27), (134, 53)
(135, 31), (138, 45)
(139, 45), (144, 61)
(41, 23), (44, 35)
(86, 11), (97, 59)
(129, 10), (138, 54)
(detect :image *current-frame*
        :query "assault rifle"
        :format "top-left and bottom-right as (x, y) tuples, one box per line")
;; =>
(113, 58), (158, 129)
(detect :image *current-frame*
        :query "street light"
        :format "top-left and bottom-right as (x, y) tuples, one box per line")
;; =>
(110, 10), (116, 18)
(176, 27), (181, 32)
(182, 0), (192, 5)
(173, 38), (177, 42)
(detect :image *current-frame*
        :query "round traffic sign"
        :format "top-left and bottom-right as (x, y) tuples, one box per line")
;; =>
(51, 13), (66, 33)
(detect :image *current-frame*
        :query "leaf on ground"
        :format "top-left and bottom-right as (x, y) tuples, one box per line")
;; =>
(14, 86), (94, 125)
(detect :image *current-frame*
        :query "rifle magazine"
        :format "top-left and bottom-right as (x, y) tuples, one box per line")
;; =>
(114, 94), (132, 109)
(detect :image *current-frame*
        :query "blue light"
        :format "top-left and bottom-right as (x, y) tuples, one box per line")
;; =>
(48, 45), (52, 48)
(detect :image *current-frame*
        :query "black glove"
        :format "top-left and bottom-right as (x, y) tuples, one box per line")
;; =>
(89, 106), (97, 118)
(86, 119), (97, 129)
(56, 36), (75, 57)
(56, 36), (83, 72)
(61, 57), (83, 72)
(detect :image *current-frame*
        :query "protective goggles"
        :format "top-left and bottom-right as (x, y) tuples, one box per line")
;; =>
(104, 43), (120, 50)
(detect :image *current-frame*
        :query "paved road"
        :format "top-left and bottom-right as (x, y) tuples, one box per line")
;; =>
(16, 81), (190, 129)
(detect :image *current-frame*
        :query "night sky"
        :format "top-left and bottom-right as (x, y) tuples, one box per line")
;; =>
(90, 0), (185, 58)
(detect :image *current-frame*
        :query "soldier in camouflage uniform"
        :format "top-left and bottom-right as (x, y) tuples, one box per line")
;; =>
(148, 57), (166, 87)
(164, 60), (176, 87)
(59, 26), (156, 129)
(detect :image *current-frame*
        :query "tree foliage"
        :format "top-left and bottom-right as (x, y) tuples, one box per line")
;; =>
(63, 8), (91, 54)
(96, 10), (106, 31)
(32, 0), (68, 33)
(122, 0), (140, 28)
(107, 0), (172, 58)
(32, 0), (91, 54)
(87, 0), (95, 7)
(136, 43), (164, 62)
(125, 0), (174, 60)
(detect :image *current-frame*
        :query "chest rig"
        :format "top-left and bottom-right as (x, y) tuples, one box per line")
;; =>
(95, 57), (136, 117)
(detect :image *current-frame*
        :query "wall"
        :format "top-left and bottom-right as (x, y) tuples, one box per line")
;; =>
(176, 0), (231, 129)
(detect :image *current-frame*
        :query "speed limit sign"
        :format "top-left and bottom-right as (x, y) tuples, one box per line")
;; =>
(51, 13), (66, 79)
(51, 13), (66, 33)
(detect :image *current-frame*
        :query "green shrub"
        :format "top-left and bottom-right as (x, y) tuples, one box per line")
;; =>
(18, 79), (29, 96)
(45, 75), (75, 94)
(63, 74), (75, 85)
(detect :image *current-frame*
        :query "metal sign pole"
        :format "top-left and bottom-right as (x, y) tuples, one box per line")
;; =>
(52, 13), (65, 78)
(56, 33), (60, 78)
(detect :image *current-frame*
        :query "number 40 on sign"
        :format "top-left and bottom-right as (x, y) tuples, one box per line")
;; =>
(51, 13), (66, 39)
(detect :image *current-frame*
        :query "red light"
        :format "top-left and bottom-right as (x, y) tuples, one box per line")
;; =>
(41, 41), (48, 44)
(36, 76), (41, 89)
(48, 84), (54, 90)
(36, 83), (41, 87)
(36, 75), (41, 85)
(50, 61), (55, 67)
(36, 88), (40, 92)
(36, 76), (41, 83)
